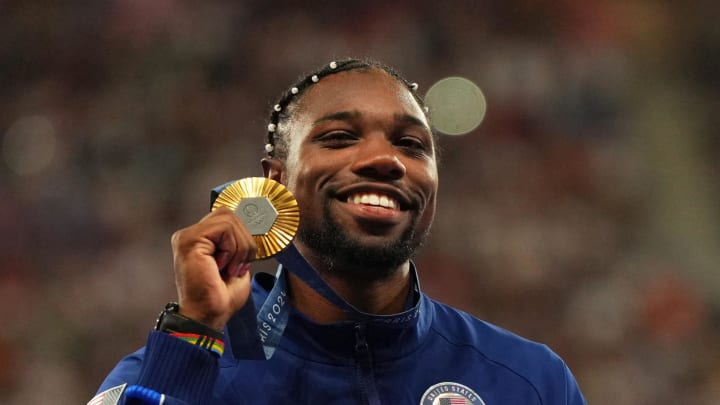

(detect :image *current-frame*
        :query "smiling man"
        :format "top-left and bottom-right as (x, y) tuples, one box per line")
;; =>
(92, 59), (586, 405)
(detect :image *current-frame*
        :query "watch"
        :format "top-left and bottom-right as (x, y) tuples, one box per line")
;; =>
(154, 302), (224, 342)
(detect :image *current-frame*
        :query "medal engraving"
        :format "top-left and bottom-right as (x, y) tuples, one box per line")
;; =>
(212, 177), (299, 260)
(236, 197), (278, 235)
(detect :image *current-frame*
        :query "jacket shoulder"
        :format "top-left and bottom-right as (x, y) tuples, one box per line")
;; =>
(426, 298), (583, 403)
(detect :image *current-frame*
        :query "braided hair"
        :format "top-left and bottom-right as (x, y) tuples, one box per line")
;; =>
(264, 58), (428, 161)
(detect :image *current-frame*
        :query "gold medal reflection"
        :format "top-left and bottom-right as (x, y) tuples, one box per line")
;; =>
(211, 177), (299, 260)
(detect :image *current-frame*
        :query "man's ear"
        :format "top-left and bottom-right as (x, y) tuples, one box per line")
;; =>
(261, 158), (285, 182)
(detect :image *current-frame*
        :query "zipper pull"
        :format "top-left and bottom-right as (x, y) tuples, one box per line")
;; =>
(355, 323), (369, 354)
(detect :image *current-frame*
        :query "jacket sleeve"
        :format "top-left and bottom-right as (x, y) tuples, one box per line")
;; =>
(91, 331), (220, 405)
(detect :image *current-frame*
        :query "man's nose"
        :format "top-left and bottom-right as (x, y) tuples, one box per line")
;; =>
(350, 136), (407, 180)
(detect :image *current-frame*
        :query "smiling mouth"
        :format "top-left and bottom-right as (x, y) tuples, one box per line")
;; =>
(346, 192), (399, 210)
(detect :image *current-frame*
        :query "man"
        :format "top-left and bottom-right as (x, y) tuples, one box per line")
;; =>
(92, 59), (586, 404)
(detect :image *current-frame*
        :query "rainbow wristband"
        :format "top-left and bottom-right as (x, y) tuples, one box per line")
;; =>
(169, 331), (225, 357)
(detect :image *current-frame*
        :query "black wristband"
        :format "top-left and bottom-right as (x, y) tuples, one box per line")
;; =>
(154, 302), (224, 341)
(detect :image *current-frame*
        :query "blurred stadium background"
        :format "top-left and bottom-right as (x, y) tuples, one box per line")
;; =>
(1, 1), (718, 403)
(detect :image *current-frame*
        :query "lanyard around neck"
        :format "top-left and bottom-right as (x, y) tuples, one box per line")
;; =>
(256, 244), (421, 358)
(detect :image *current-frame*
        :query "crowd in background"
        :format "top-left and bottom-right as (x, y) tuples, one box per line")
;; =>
(1, 1), (718, 403)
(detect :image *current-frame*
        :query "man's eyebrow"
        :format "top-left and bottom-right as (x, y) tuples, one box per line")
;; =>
(313, 111), (359, 125)
(312, 111), (430, 131)
(394, 113), (430, 130)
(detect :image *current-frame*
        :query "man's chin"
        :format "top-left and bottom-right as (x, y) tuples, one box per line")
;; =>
(296, 202), (428, 279)
(298, 230), (415, 277)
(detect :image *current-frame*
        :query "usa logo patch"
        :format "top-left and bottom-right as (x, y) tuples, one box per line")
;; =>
(420, 382), (486, 405)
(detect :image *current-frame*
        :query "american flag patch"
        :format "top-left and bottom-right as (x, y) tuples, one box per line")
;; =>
(87, 383), (127, 405)
(440, 397), (467, 405)
(420, 382), (485, 405)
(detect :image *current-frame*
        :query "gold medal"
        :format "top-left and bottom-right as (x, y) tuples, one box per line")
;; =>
(211, 177), (299, 260)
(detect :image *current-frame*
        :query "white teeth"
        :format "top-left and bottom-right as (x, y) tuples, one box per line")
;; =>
(347, 193), (398, 209)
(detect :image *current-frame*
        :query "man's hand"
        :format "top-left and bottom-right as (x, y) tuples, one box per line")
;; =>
(170, 207), (257, 331)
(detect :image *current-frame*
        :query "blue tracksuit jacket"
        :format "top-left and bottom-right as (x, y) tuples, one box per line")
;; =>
(95, 270), (586, 404)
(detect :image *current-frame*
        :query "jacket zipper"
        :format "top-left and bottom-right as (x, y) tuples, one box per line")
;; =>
(355, 323), (381, 405)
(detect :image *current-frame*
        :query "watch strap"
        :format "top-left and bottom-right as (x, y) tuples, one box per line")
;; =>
(155, 302), (225, 357)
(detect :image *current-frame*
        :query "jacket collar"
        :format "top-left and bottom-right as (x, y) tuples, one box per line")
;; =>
(248, 263), (434, 363)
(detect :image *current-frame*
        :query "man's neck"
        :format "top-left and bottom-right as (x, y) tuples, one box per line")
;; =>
(287, 247), (412, 324)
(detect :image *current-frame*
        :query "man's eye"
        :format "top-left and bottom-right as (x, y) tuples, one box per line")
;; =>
(316, 131), (358, 147)
(396, 137), (429, 153)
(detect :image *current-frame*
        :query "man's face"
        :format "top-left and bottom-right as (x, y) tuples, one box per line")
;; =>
(278, 69), (438, 277)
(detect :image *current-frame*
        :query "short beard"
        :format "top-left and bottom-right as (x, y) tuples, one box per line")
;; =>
(296, 203), (429, 282)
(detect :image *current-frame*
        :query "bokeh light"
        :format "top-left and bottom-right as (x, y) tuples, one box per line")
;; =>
(2, 115), (57, 175)
(425, 76), (486, 136)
